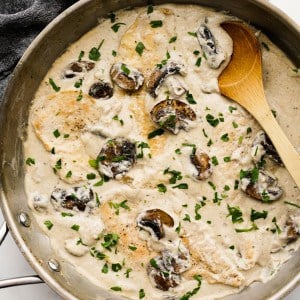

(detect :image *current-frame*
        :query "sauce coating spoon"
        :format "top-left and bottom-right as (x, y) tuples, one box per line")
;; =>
(218, 21), (300, 187)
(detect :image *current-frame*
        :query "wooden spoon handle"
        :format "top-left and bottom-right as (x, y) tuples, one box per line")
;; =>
(255, 110), (300, 187)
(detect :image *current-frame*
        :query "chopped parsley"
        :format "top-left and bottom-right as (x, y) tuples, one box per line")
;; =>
(188, 31), (197, 37)
(235, 223), (258, 233)
(240, 167), (259, 183)
(246, 127), (252, 135)
(128, 244), (137, 251)
(194, 203), (201, 220)
(213, 192), (222, 205)
(234, 179), (239, 190)
(135, 42), (145, 56)
(208, 181), (216, 190)
(139, 289), (146, 299)
(164, 168), (182, 184)
(206, 114), (219, 127)
(26, 157), (35, 166)
(148, 128), (165, 139)
(223, 156), (231, 162)
(53, 129), (60, 138)
(169, 36), (177, 43)
(90, 248), (106, 260)
(183, 214), (191, 222)
(71, 224), (80, 231)
(77, 89), (83, 101)
(65, 170), (72, 178)
(102, 263), (109, 274)
(182, 143), (196, 154)
(49, 78), (60, 92)
(150, 20), (163, 28)
(207, 139), (213, 147)
(44, 220), (53, 230)
(229, 245), (235, 250)
(175, 148), (182, 155)
(112, 115), (124, 126)
(111, 286), (122, 292)
(179, 274), (202, 300)
(175, 222), (182, 234)
(76, 238), (87, 246)
(111, 22), (126, 32)
(63, 133), (70, 138)
(221, 133), (229, 142)
(112, 50), (117, 57)
(78, 50), (84, 61)
(61, 212), (73, 217)
(195, 57), (202, 67)
(271, 109), (277, 118)
(74, 78), (83, 88)
(150, 258), (159, 269)
(109, 200), (130, 215)
(172, 183), (188, 189)
(86, 173), (96, 180)
(193, 50), (200, 55)
(186, 91), (197, 104)
(250, 209), (268, 221)
(102, 233), (119, 251)
(124, 268), (132, 278)
(54, 158), (62, 170)
(157, 183), (167, 193)
(121, 63), (130, 75)
(88, 39), (104, 61)
(202, 128), (208, 138)
(232, 121), (238, 128)
(228, 106), (237, 113)
(227, 204), (244, 223)
(271, 217), (282, 234)
(137, 141), (150, 158)
(157, 51), (171, 68)
(224, 185), (230, 191)
(112, 263), (122, 272)
(147, 5), (153, 14)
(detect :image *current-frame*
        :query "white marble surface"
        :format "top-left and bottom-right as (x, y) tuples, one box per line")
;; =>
(0, 0), (299, 299)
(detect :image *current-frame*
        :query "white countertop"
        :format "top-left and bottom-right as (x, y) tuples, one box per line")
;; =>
(0, 0), (299, 299)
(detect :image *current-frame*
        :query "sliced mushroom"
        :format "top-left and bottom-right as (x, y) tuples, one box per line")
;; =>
(190, 150), (212, 180)
(150, 99), (196, 134)
(146, 61), (186, 97)
(98, 137), (136, 178)
(110, 62), (144, 92)
(51, 186), (94, 211)
(63, 61), (95, 78)
(197, 24), (225, 69)
(137, 209), (174, 240)
(251, 131), (282, 165)
(147, 256), (181, 291)
(88, 81), (113, 99)
(284, 216), (300, 243)
(161, 248), (191, 274)
(240, 169), (283, 201)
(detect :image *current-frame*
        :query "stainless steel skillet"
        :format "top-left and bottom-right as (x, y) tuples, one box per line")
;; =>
(0, 0), (299, 299)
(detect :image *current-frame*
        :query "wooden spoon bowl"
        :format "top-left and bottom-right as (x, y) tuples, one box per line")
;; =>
(218, 21), (300, 186)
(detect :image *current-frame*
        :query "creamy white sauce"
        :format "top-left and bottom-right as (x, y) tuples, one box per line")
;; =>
(24, 4), (300, 300)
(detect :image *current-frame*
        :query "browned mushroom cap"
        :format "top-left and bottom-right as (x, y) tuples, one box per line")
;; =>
(110, 62), (144, 91)
(251, 131), (282, 165)
(89, 81), (113, 99)
(150, 99), (196, 134)
(241, 169), (283, 201)
(63, 61), (95, 78)
(51, 187), (94, 211)
(98, 137), (136, 178)
(285, 216), (300, 243)
(190, 150), (212, 180)
(137, 209), (174, 239)
(147, 256), (181, 291)
(146, 61), (185, 97)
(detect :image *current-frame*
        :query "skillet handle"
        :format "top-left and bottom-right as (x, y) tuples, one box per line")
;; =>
(0, 222), (44, 288)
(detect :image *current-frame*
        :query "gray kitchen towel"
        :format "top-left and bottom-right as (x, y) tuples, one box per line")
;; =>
(0, 0), (77, 101)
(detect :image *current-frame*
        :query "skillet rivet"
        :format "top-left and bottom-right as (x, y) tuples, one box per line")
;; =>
(18, 212), (31, 227)
(48, 259), (60, 272)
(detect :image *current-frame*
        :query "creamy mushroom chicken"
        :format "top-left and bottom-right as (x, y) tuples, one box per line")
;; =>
(24, 4), (300, 300)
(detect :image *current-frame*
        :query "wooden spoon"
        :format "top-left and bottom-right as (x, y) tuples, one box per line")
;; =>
(218, 21), (300, 187)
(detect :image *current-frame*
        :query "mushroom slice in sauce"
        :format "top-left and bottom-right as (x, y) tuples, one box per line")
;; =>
(51, 186), (94, 211)
(284, 215), (300, 243)
(240, 169), (283, 201)
(98, 137), (136, 178)
(190, 149), (212, 180)
(88, 81), (113, 99)
(137, 209), (174, 240)
(161, 248), (191, 274)
(146, 61), (186, 97)
(147, 256), (181, 291)
(110, 62), (144, 92)
(63, 61), (95, 78)
(150, 99), (196, 134)
(251, 130), (282, 165)
(197, 24), (225, 69)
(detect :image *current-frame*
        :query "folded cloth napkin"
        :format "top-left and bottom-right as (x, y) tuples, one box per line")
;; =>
(0, 0), (76, 101)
